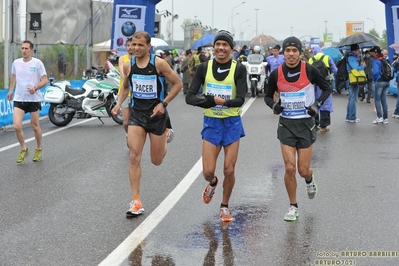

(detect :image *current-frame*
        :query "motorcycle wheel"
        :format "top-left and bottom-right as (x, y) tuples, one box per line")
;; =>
(48, 103), (74, 127)
(109, 99), (123, 125)
(251, 80), (257, 98)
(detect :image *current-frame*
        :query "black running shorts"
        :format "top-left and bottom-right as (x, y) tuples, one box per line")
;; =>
(128, 108), (168, 136)
(14, 101), (41, 113)
(277, 116), (316, 149)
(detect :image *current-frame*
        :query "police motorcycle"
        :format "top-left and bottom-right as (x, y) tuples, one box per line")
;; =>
(44, 61), (123, 127)
(241, 46), (268, 97)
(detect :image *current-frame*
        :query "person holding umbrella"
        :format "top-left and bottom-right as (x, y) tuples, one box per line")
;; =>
(345, 44), (366, 123)
(363, 50), (373, 103)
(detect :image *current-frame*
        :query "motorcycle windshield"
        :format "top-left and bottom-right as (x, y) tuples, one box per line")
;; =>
(247, 54), (264, 64)
(105, 60), (120, 76)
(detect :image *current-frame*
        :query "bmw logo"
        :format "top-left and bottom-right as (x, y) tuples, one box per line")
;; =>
(121, 21), (136, 37)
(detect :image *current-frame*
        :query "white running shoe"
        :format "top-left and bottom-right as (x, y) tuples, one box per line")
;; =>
(284, 206), (299, 222)
(372, 117), (383, 124)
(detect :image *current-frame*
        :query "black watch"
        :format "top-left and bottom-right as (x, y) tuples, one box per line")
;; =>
(161, 101), (168, 108)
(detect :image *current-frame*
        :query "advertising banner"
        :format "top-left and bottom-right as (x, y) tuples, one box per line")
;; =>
(323, 33), (333, 47)
(193, 28), (203, 42)
(392, 6), (399, 43)
(111, 4), (147, 55)
(310, 37), (320, 48)
(346, 21), (364, 36)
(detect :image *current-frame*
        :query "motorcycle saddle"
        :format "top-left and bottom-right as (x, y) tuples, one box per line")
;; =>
(65, 85), (86, 96)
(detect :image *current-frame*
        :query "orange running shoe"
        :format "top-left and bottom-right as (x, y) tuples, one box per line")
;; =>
(220, 207), (233, 222)
(126, 200), (144, 218)
(202, 177), (219, 204)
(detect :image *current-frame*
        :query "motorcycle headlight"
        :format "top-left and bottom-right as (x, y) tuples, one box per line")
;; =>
(251, 67), (258, 72)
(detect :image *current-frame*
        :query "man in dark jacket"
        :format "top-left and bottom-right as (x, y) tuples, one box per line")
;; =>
(180, 49), (193, 94)
(363, 50), (373, 103)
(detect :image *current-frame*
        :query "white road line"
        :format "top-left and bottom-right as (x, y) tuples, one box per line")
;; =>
(0, 118), (96, 153)
(99, 96), (257, 266)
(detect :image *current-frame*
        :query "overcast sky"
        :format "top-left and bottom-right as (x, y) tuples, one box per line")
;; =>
(155, 0), (387, 43)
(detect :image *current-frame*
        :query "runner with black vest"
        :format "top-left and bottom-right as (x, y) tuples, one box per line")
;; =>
(112, 31), (182, 218)
(186, 30), (247, 224)
(264, 36), (332, 222)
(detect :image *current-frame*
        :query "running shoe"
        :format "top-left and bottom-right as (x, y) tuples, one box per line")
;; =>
(383, 119), (389, 124)
(372, 117), (383, 124)
(220, 207), (233, 222)
(202, 177), (219, 204)
(32, 149), (43, 162)
(166, 128), (174, 144)
(126, 200), (144, 218)
(284, 206), (299, 222)
(319, 127), (330, 133)
(17, 149), (29, 163)
(392, 114), (399, 119)
(306, 174), (318, 199)
(345, 118), (361, 123)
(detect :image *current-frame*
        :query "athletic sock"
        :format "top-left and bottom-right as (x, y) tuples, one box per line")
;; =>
(221, 203), (228, 208)
(210, 177), (218, 187)
(133, 195), (140, 201)
(305, 175), (313, 184)
(290, 203), (298, 208)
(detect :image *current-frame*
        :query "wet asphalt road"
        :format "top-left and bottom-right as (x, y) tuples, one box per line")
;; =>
(1, 91), (399, 266)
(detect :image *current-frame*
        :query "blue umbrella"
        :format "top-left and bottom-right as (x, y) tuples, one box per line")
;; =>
(192, 34), (215, 49)
(322, 47), (343, 63)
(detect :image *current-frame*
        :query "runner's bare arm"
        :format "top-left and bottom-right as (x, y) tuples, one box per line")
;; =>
(117, 62), (131, 106)
(155, 57), (182, 103)
(118, 56), (125, 78)
(36, 74), (48, 90)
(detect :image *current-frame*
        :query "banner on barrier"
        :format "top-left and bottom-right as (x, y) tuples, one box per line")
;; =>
(0, 80), (86, 128)
(0, 89), (50, 127)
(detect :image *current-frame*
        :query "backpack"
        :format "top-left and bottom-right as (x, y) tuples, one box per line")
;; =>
(380, 58), (394, 81)
(310, 55), (329, 79)
(335, 55), (349, 90)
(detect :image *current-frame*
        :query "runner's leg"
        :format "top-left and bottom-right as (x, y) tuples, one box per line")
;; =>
(280, 143), (298, 204)
(13, 107), (27, 150)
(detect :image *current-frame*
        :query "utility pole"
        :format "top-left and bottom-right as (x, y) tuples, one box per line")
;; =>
(324, 20), (328, 34)
(255, 8), (259, 36)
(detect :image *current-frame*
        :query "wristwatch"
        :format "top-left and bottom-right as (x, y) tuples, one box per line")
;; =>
(161, 101), (168, 108)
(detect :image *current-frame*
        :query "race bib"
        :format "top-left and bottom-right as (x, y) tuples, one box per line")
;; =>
(131, 74), (157, 99)
(280, 91), (307, 117)
(205, 82), (232, 110)
(206, 82), (232, 100)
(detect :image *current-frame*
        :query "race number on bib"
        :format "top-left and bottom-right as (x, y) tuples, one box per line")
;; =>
(280, 91), (307, 117)
(205, 82), (232, 101)
(132, 74), (157, 99)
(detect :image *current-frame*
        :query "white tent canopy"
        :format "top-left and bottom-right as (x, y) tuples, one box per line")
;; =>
(92, 38), (169, 52)
(92, 40), (111, 52)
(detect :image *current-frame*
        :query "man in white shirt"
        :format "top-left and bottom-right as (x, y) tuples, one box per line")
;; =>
(7, 40), (48, 163)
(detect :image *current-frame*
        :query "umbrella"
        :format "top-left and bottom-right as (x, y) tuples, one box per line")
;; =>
(389, 42), (399, 50)
(322, 47), (343, 63)
(192, 34), (215, 49)
(336, 33), (379, 47)
(249, 34), (278, 47)
(337, 40), (379, 52)
(151, 37), (169, 47)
